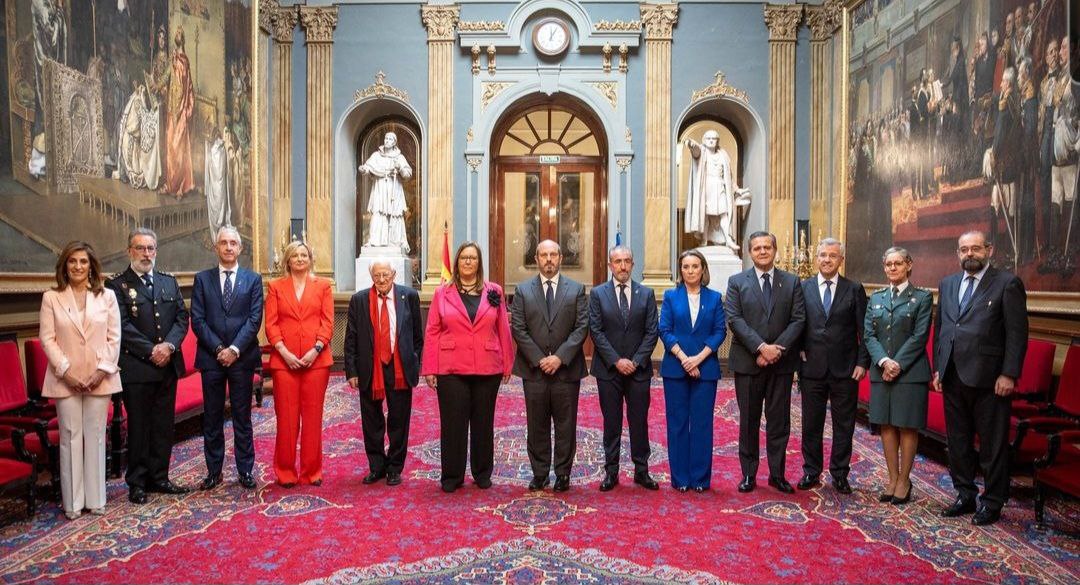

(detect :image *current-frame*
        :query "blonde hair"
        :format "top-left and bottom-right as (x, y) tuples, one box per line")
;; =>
(282, 241), (314, 275)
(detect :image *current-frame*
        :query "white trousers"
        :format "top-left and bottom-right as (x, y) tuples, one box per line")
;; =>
(56, 394), (111, 514)
(1051, 163), (1077, 205)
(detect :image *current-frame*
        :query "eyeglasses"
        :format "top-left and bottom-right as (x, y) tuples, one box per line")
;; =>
(883, 261), (907, 268)
(458, 256), (479, 263)
(371, 272), (394, 281)
(957, 245), (988, 254)
(131, 245), (157, 253)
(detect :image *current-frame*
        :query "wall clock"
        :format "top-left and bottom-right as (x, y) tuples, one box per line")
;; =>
(533, 17), (570, 56)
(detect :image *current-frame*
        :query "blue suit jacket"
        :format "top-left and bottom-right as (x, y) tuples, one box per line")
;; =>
(190, 267), (264, 371)
(658, 285), (726, 380)
(588, 279), (658, 381)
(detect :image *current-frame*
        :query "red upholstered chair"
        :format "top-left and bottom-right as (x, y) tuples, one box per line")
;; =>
(21, 339), (58, 417)
(1012, 344), (1080, 467)
(0, 425), (37, 520)
(1033, 429), (1080, 529)
(0, 340), (59, 495)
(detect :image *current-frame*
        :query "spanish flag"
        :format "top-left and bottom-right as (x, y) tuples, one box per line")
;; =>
(440, 223), (453, 283)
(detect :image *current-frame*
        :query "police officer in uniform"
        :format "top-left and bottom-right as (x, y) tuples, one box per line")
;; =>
(107, 228), (191, 504)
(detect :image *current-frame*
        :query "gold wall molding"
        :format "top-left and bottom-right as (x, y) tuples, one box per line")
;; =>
(602, 43), (612, 73)
(458, 20), (505, 32)
(480, 82), (514, 112)
(618, 44), (629, 73)
(354, 71), (409, 103)
(805, 1), (842, 41)
(422, 3), (460, 286)
(690, 71), (750, 104)
(258, 0), (275, 33)
(299, 5), (338, 276)
(588, 81), (619, 110)
(466, 127), (474, 143)
(765, 3), (803, 239)
(472, 45), (481, 75)
(639, 1), (678, 286)
(616, 155), (633, 172)
(269, 3), (298, 275)
(595, 19), (642, 32)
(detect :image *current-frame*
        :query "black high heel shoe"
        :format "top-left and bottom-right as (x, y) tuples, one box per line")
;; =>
(891, 483), (913, 505)
(878, 492), (895, 503)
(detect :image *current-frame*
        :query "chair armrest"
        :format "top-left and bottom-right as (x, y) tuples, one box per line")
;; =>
(1017, 417), (1080, 434)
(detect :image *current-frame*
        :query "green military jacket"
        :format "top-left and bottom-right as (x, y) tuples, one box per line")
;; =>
(863, 284), (933, 384)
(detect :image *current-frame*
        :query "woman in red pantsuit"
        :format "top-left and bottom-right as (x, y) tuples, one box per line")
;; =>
(265, 241), (334, 487)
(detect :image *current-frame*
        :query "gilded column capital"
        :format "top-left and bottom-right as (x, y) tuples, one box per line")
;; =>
(764, 4), (803, 42)
(269, 5), (299, 44)
(639, 2), (679, 41)
(422, 4), (461, 42)
(299, 5), (338, 44)
(805, 1), (842, 42)
(258, 0), (275, 34)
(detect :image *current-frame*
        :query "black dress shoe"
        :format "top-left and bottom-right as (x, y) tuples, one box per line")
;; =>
(878, 492), (895, 503)
(238, 473), (257, 489)
(692, 486), (708, 493)
(441, 481), (463, 493)
(797, 474), (821, 490)
(199, 473), (224, 491)
(768, 477), (794, 494)
(634, 472), (660, 490)
(599, 473), (618, 492)
(832, 477), (853, 494)
(128, 486), (147, 504)
(362, 471), (386, 485)
(528, 476), (549, 491)
(971, 505), (1001, 526)
(941, 497), (977, 517)
(386, 472), (402, 486)
(147, 480), (190, 494)
(475, 478), (492, 489)
(310, 479), (323, 487)
(737, 476), (756, 493)
(674, 485), (689, 493)
(553, 475), (571, 492)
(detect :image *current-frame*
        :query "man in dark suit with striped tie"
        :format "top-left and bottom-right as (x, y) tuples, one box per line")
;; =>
(588, 245), (659, 491)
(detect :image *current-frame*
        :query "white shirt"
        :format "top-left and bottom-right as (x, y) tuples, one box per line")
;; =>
(542, 273), (561, 299)
(959, 265), (989, 305)
(687, 291), (701, 327)
(613, 279), (632, 309)
(131, 264), (152, 284)
(376, 285), (397, 354)
(754, 267), (775, 292)
(218, 265), (241, 356)
(817, 273), (837, 304)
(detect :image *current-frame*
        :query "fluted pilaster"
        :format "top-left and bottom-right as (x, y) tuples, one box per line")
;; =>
(764, 3), (803, 241)
(639, 1), (678, 286)
(269, 5), (298, 270)
(806, 2), (842, 241)
(421, 3), (459, 288)
(299, 5), (338, 277)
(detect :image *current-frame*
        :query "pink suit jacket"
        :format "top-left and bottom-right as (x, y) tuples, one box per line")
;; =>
(421, 283), (514, 377)
(38, 287), (123, 398)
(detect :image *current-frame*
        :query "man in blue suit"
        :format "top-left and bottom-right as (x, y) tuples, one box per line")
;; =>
(588, 246), (659, 492)
(191, 226), (264, 490)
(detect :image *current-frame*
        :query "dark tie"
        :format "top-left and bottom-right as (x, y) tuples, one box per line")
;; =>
(141, 273), (153, 290)
(545, 280), (555, 315)
(892, 286), (900, 303)
(761, 273), (772, 308)
(823, 280), (833, 315)
(959, 275), (976, 312)
(378, 294), (392, 365)
(618, 283), (629, 322)
(223, 271), (234, 310)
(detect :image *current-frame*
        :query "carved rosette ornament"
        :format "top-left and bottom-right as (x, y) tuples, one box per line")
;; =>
(691, 71), (750, 104)
(616, 155), (632, 173)
(421, 4), (460, 42)
(299, 6), (338, 43)
(354, 71), (409, 103)
(269, 5), (299, 43)
(640, 3), (678, 40)
(806, 2), (842, 41)
(764, 4), (803, 42)
(466, 155), (483, 172)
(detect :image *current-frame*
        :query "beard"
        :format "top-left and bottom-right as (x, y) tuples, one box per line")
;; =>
(961, 257), (985, 272)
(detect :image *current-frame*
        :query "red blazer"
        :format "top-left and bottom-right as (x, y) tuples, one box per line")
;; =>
(265, 276), (335, 371)
(421, 283), (514, 377)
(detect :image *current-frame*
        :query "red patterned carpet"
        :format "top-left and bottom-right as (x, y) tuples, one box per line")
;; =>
(1, 376), (1077, 584)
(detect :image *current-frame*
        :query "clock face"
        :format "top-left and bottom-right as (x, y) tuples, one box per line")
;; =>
(534, 18), (569, 56)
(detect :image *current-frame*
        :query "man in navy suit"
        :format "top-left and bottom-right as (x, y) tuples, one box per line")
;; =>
(190, 226), (264, 490)
(344, 261), (423, 487)
(935, 230), (1028, 526)
(588, 246), (659, 492)
(797, 238), (869, 494)
(725, 231), (806, 494)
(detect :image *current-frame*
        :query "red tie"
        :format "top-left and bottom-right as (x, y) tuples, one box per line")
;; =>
(378, 294), (392, 365)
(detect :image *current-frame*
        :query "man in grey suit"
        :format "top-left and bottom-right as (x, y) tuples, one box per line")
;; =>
(511, 239), (589, 492)
(935, 230), (1028, 526)
(588, 245), (659, 492)
(725, 231), (806, 494)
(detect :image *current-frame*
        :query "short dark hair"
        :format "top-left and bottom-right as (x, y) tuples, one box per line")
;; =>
(676, 249), (711, 287)
(54, 241), (105, 295)
(746, 231), (777, 249)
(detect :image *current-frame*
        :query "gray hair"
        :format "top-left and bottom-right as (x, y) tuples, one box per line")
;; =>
(216, 225), (241, 243)
(128, 227), (158, 246)
(608, 245), (633, 262)
(1001, 67), (1016, 86)
(368, 260), (395, 274)
(881, 246), (913, 264)
(537, 239), (561, 254)
(817, 237), (845, 256)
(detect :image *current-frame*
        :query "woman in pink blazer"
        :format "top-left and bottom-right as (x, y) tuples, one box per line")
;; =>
(38, 241), (122, 519)
(422, 242), (514, 492)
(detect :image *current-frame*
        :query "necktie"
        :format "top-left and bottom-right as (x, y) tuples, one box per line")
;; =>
(959, 275), (976, 312)
(545, 280), (555, 315)
(378, 294), (392, 365)
(762, 273), (772, 308)
(892, 286), (900, 303)
(223, 271), (234, 310)
(823, 280), (833, 315)
(141, 273), (153, 290)
(618, 283), (629, 322)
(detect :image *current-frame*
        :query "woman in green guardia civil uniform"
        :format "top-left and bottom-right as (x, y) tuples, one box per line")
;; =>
(864, 246), (933, 507)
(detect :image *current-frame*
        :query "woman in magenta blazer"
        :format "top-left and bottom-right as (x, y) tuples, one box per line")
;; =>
(39, 241), (122, 519)
(422, 242), (513, 492)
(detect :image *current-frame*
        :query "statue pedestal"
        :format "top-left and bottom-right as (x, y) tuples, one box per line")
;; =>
(698, 245), (744, 294)
(355, 246), (410, 291)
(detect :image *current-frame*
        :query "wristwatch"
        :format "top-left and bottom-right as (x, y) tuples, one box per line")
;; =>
(314, 342), (325, 354)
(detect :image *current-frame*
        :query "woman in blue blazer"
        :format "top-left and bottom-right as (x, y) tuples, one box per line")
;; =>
(659, 249), (727, 492)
